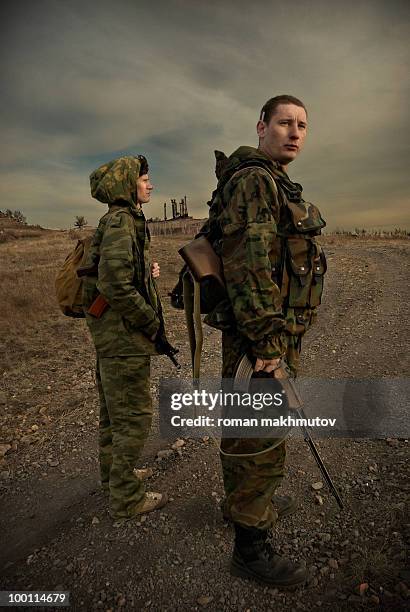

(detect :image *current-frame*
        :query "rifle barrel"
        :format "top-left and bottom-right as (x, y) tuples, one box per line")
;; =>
(297, 408), (344, 510)
(169, 354), (181, 370)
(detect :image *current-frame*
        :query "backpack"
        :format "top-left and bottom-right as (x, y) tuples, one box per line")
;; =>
(55, 235), (94, 317)
(171, 154), (273, 378)
(170, 155), (276, 314)
(170, 152), (230, 314)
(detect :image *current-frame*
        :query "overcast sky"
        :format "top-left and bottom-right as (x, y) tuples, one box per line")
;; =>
(1, 0), (409, 230)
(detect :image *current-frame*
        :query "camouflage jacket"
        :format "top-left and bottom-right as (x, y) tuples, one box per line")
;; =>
(82, 156), (161, 356)
(213, 146), (326, 361)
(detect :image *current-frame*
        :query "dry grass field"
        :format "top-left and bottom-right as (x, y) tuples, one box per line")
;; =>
(2, 233), (70, 325)
(0, 223), (409, 611)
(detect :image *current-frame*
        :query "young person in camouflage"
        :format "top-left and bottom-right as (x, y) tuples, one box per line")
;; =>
(211, 96), (326, 586)
(82, 155), (168, 520)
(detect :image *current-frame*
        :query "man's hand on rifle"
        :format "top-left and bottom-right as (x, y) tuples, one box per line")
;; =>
(254, 357), (282, 374)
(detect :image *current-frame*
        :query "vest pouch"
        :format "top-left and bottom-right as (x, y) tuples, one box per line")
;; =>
(310, 248), (327, 307)
(284, 305), (319, 336)
(286, 237), (313, 307)
(287, 201), (326, 234)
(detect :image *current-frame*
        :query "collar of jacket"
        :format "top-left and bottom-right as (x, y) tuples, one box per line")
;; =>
(222, 146), (303, 203)
(110, 199), (145, 219)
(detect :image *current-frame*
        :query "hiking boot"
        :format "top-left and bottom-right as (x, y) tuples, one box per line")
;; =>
(132, 492), (168, 515)
(133, 467), (154, 480)
(272, 494), (297, 518)
(230, 524), (307, 587)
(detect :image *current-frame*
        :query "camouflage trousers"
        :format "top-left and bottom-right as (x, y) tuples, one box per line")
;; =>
(220, 333), (288, 531)
(96, 355), (152, 519)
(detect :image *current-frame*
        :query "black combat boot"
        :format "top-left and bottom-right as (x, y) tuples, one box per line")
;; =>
(231, 524), (307, 587)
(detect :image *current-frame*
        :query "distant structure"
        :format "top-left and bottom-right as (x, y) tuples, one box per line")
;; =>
(179, 197), (188, 217)
(168, 196), (189, 220)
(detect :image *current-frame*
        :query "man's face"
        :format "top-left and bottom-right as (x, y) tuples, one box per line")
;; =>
(136, 173), (153, 204)
(257, 103), (307, 166)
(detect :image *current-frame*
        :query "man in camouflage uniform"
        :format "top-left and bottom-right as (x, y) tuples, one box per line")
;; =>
(82, 155), (168, 520)
(210, 95), (326, 586)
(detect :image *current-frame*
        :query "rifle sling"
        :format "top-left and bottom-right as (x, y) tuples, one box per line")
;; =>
(183, 272), (202, 379)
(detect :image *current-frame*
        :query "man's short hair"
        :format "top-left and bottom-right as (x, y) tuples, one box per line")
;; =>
(260, 95), (307, 124)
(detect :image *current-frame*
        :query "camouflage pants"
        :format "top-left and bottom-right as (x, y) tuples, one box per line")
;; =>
(96, 355), (152, 519)
(220, 333), (287, 531)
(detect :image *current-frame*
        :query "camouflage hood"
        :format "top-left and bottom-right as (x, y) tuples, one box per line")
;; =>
(90, 156), (142, 206)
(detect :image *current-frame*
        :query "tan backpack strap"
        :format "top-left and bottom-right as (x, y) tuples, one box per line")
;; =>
(182, 272), (203, 380)
(192, 278), (203, 379)
(183, 272), (196, 378)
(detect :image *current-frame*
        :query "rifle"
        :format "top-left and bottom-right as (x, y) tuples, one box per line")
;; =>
(152, 274), (181, 370)
(154, 323), (181, 370)
(234, 355), (344, 510)
(275, 360), (343, 509)
(86, 292), (180, 370)
(87, 293), (110, 318)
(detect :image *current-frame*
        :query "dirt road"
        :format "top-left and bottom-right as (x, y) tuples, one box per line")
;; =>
(0, 236), (409, 611)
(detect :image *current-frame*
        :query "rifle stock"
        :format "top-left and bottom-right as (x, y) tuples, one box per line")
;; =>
(86, 294), (180, 369)
(87, 294), (110, 318)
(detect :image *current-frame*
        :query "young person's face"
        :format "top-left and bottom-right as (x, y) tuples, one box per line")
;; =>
(136, 174), (153, 204)
(257, 103), (308, 166)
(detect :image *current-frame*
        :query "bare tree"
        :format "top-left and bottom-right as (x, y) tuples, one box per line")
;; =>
(74, 215), (88, 229)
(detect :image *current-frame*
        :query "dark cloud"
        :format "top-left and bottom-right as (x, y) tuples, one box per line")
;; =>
(0, 0), (409, 229)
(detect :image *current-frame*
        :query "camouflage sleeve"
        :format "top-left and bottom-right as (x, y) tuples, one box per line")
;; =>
(220, 168), (287, 359)
(96, 211), (160, 337)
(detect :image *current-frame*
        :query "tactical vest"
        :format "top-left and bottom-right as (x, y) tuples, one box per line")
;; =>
(269, 169), (326, 336)
(204, 159), (327, 338)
